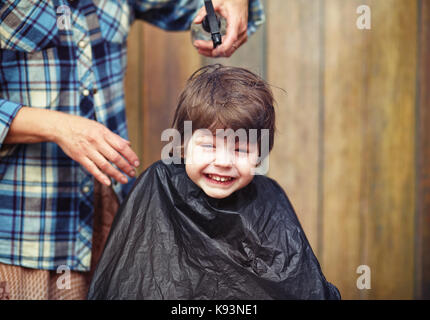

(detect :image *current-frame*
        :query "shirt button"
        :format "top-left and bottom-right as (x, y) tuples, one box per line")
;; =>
(78, 40), (87, 48)
(82, 88), (90, 96)
(82, 186), (90, 193)
(92, 87), (98, 94)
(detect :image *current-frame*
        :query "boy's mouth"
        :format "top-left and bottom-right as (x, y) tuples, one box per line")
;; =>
(204, 173), (236, 185)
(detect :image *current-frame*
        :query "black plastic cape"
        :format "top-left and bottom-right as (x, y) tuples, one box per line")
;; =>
(87, 160), (340, 300)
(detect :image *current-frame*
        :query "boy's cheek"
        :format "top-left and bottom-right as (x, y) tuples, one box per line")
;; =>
(234, 158), (256, 177)
(247, 154), (260, 176)
(235, 155), (250, 167)
(187, 149), (215, 165)
(245, 152), (259, 166)
(246, 166), (257, 177)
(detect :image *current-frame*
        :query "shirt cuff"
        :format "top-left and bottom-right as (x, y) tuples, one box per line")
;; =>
(248, 0), (265, 36)
(133, 0), (201, 30)
(0, 98), (23, 149)
(133, 0), (265, 34)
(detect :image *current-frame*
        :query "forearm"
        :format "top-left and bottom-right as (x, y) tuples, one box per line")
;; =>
(3, 106), (139, 186)
(3, 106), (62, 144)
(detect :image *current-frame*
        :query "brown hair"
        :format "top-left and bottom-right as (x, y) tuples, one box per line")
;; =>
(172, 64), (276, 157)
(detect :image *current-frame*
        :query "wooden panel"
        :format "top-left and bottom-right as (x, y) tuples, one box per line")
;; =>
(363, 0), (416, 299)
(416, 0), (430, 300)
(322, 0), (417, 299)
(322, 0), (371, 300)
(266, 0), (322, 258)
(125, 22), (144, 172)
(141, 25), (201, 170)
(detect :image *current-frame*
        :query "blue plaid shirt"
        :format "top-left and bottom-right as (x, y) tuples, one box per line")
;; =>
(0, 0), (264, 271)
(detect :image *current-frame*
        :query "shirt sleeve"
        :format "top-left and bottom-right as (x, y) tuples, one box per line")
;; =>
(132, 0), (265, 36)
(247, 0), (265, 36)
(0, 98), (23, 150)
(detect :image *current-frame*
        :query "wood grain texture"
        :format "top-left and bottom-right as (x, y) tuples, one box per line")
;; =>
(322, 0), (371, 300)
(416, 0), (430, 300)
(322, 0), (417, 299)
(266, 0), (322, 261)
(363, 0), (416, 299)
(141, 25), (201, 170)
(124, 22), (143, 173)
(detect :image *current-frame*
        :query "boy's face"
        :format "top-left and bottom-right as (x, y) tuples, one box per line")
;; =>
(185, 129), (259, 199)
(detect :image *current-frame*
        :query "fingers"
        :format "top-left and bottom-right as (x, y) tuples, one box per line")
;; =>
(216, 31), (247, 57)
(212, 5), (247, 57)
(106, 132), (140, 168)
(80, 156), (112, 187)
(193, 2), (248, 58)
(87, 130), (139, 186)
(98, 140), (137, 179)
(196, 44), (216, 57)
(212, 12), (239, 56)
(56, 115), (140, 187)
(195, 32), (247, 58)
(193, 39), (214, 51)
(87, 147), (129, 185)
(193, 40), (216, 57)
(193, 6), (206, 24)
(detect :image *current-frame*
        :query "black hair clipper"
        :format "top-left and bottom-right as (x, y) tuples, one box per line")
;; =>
(201, 0), (222, 48)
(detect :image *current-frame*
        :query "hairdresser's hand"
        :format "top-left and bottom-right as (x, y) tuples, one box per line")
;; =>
(53, 114), (139, 187)
(5, 107), (139, 187)
(193, 0), (249, 58)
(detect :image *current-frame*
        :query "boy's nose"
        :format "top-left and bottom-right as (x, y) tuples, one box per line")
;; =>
(214, 148), (233, 167)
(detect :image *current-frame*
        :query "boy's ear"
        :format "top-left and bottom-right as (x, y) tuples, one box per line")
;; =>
(254, 156), (270, 176)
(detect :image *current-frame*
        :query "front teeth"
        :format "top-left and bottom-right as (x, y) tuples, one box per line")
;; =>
(208, 174), (233, 182)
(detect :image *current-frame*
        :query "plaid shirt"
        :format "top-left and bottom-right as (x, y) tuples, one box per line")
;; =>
(0, 0), (265, 271)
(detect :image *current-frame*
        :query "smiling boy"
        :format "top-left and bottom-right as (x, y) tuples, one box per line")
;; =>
(184, 129), (260, 199)
(173, 63), (274, 200)
(88, 64), (340, 300)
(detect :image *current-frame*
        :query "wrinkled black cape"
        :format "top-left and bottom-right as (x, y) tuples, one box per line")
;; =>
(88, 161), (340, 300)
